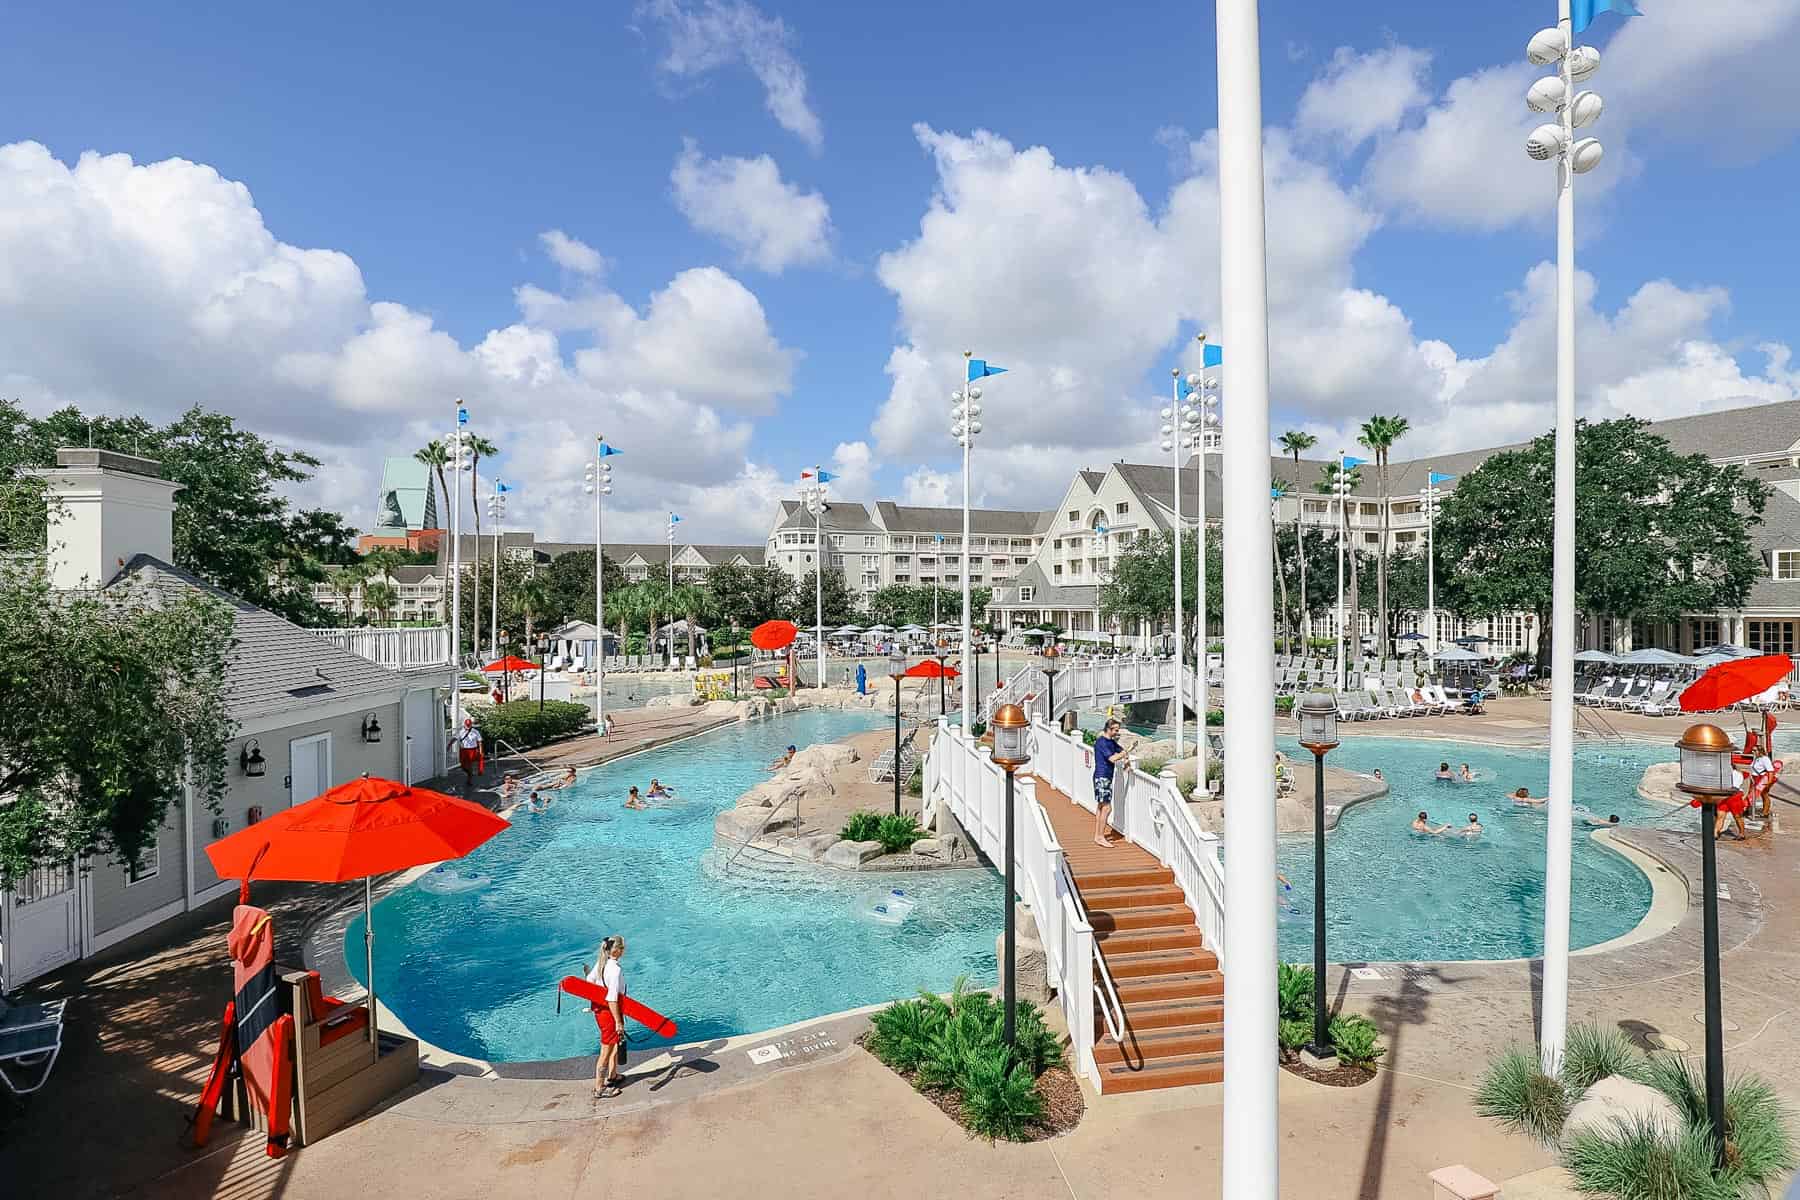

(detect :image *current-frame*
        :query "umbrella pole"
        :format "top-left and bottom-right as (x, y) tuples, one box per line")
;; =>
(365, 877), (380, 1061)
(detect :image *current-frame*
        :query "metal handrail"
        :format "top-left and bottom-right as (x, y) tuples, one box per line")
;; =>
(1056, 856), (1126, 1045)
(722, 794), (799, 874)
(491, 737), (563, 790)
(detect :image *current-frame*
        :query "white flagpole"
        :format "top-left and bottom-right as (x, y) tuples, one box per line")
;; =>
(815, 466), (825, 691)
(1194, 339), (1211, 782)
(1170, 369), (1186, 762)
(960, 352), (974, 730)
(448, 401), (464, 731)
(1335, 450), (1346, 692)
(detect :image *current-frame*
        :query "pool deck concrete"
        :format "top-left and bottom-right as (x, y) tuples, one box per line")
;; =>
(8, 702), (1800, 1197)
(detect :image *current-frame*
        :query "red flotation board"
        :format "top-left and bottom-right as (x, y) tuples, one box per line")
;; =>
(557, 975), (679, 1039)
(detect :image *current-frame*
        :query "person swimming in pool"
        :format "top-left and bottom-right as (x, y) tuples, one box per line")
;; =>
(547, 766), (578, 790)
(1370, 768), (1384, 782)
(647, 778), (673, 799)
(1461, 812), (1483, 837)
(1584, 812), (1621, 827)
(769, 745), (797, 771)
(1434, 762), (1454, 781)
(1459, 764), (1476, 783)
(624, 786), (648, 810)
(1511, 787), (1546, 807)
(1412, 810), (1451, 835)
(527, 788), (548, 813)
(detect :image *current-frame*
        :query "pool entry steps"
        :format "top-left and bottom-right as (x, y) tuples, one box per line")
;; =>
(1035, 777), (1226, 1094)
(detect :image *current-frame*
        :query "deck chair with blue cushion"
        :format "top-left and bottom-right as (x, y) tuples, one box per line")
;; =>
(0, 994), (67, 1095)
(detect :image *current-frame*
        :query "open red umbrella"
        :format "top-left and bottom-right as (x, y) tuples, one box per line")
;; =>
(1679, 655), (1794, 713)
(206, 776), (509, 1048)
(750, 619), (798, 651)
(902, 660), (959, 678)
(482, 655), (539, 674)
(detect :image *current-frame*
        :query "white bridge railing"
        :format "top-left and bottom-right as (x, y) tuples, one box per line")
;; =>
(924, 715), (1229, 1086)
(982, 655), (1184, 722)
(312, 625), (453, 671)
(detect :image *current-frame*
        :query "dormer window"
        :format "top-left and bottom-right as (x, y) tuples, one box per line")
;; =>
(1776, 550), (1800, 581)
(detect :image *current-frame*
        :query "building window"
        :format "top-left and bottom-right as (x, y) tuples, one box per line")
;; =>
(830, 555), (844, 568)
(945, 574), (959, 583)
(1749, 620), (1795, 656)
(1069, 562), (1083, 576)
(127, 843), (160, 886)
(1115, 502), (1129, 516)
(864, 536), (876, 548)
(1068, 510), (1079, 522)
(1691, 618), (1721, 649)
(783, 533), (798, 545)
(895, 574), (910, 583)
(1019, 586), (1035, 602)
(1053, 565), (1063, 577)
(1363, 533), (1379, 545)
(1775, 550), (1800, 580)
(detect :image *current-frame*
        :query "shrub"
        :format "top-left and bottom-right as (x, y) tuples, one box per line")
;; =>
(1205, 708), (1225, 727)
(906, 763), (923, 797)
(1137, 754), (1170, 779)
(1274, 695), (1295, 715)
(1277, 963), (1314, 1023)
(876, 813), (925, 854)
(1560, 1023), (1649, 1093)
(1010, 1002), (1065, 1076)
(1278, 1018), (1313, 1052)
(1564, 1117), (1734, 1200)
(1645, 1056), (1798, 1192)
(1475, 1047), (1569, 1146)
(1329, 1014), (1385, 1068)
(473, 700), (589, 750)
(1080, 727), (1098, 746)
(959, 1047), (1045, 1141)
(867, 997), (944, 1073)
(840, 811), (881, 843)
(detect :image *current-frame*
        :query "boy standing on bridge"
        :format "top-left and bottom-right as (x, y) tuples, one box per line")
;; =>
(1093, 718), (1129, 848)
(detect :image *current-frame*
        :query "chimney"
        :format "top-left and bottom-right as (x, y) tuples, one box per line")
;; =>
(37, 449), (182, 589)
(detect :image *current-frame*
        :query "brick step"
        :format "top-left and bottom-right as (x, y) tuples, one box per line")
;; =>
(1117, 995), (1224, 1031)
(1095, 1021), (1225, 1067)
(1112, 970), (1225, 1004)
(1104, 946), (1219, 980)
(1077, 882), (1187, 909)
(1096, 1050), (1226, 1094)
(1075, 865), (1175, 891)
(1094, 926), (1203, 954)
(1086, 904), (1195, 934)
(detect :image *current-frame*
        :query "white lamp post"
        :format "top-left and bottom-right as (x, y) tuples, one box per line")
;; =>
(1216, 0), (1280, 1192)
(486, 485), (507, 666)
(1333, 453), (1359, 691)
(584, 439), (615, 729)
(1182, 351), (1221, 770)
(1420, 476), (1445, 658)
(665, 512), (682, 666)
(1524, 0), (1611, 1073)
(802, 467), (830, 690)
(950, 361), (985, 730)
(446, 402), (473, 729)
(1162, 365), (1204, 761)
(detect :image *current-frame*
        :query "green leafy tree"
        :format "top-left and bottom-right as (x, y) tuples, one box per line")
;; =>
(668, 582), (711, 661)
(1358, 414), (1410, 665)
(788, 568), (859, 628)
(362, 579), (399, 626)
(0, 564), (236, 882)
(1100, 527), (1221, 656)
(464, 436), (499, 638)
(516, 573), (553, 647)
(1436, 417), (1770, 666)
(705, 562), (793, 631)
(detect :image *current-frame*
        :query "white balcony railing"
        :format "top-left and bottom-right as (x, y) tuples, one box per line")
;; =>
(313, 625), (454, 671)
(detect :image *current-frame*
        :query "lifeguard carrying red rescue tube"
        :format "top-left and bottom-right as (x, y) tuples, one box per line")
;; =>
(556, 975), (678, 1042)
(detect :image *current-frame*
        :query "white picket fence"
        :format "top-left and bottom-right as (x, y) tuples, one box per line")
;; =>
(924, 715), (1229, 1086)
(312, 625), (454, 670)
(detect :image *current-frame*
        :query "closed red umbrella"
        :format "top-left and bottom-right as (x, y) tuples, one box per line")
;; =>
(206, 776), (509, 1049)
(750, 619), (798, 651)
(1679, 655), (1794, 713)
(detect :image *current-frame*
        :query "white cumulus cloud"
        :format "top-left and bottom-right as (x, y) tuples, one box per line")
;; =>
(538, 229), (606, 275)
(636, 0), (824, 152)
(670, 139), (832, 273)
(1295, 44), (1432, 150)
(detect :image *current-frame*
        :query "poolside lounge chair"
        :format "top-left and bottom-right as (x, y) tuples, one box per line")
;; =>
(1387, 687), (1426, 717)
(1608, 677), (1651, 710)
(0, 995), (66, 1095)
(1592, 676), (1629, 707)
(1362, 682), (1400, 719)
(1626, 680), (1671, 714)
(1334, 691), (1369, 721)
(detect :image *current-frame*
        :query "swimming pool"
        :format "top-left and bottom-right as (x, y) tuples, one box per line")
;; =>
(1273, 736), (1674, 963)
(347, 710), (1000, 1063)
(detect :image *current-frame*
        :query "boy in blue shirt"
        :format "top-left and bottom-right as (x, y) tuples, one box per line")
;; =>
(1092, 718), (1130, 847)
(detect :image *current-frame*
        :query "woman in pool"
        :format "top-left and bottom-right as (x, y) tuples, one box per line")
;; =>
(1412, 811), (1451, 835)
(1461, 813), (1483, 837)
(646, 778), (672, 799)
(1512, 787), (1546, 807)
(1458, 764), (1476, 783)
(588, 934), (628, 1098)
(624, 787), (648, 810)
(1434, 762), (1453, 781)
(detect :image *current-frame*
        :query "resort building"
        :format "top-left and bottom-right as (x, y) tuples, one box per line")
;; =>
(0, 450), (448, 990)
(432, 532), (763, 584)
(314, 563), (446, 625)
(763, 499), (1047, 603)
(356, 456), (443, 554)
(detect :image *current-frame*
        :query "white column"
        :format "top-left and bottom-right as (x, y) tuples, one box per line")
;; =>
(1426, 487), (1437, 658)
(1540, 0), (1577, 1073)
(1216, 1), (1279, 1193)
(594, 441), (605, 729)
(1195, 415), (1210, 772)
(447, 403), (464, 727)
(490, 510), (500, 664)
(1171, 370), (1186, 761)
(961, 354), (974, 729)
(1335, 450), (1347, 692)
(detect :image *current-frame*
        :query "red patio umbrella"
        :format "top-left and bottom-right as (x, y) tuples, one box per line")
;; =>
(1679, 654), (1794, 713)
(902, 660), (959, 678)
(482, 655), (539, 674)
(750, 619), (798, 651)
(206, 776), (509, 1049)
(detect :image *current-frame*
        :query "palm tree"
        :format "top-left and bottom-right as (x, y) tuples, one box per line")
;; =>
(1358, 415), (1411, 668)
(332, 562), (369, 627)
(517, 573), (552, 647)
(414, 439), (452, 627)
(1271, 481), (1293, 654)
(635, 578), (673, 665)
(362, 580), (399, 626)
(464, 434), (499, 657)
(1278, 430), (1318, 651)
(605, 582), (641, 657)
(669, 583), (709, 665)
(1315, 460), (1364, 667)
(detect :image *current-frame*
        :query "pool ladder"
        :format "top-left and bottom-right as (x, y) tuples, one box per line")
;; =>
(722, 795), (801, 875)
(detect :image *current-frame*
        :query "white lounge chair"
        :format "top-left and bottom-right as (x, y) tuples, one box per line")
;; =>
(0, 995), (66, 1095)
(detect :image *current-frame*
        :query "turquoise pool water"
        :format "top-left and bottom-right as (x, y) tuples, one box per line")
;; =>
(1274, 737), (1673, 963)
(347, 710), (999, 1063)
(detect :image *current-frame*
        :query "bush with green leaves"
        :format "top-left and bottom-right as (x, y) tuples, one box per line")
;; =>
(1560, 1023), (1649, 1093)
(1136, 754), (1170, 779)
(1475, 1047), (1570, 1146)
(1278, 1018), (1313, 1053)
(906, 763), (923, 797)
(1277, 963), (1314, 1023)
(473, 699), (590, 750)
(1564, 1117), (1735, 1200)
(1205, 707), (1225, 727)
(840, 810), (881, 843)
(865, 978), (1064, 1141)
(1274, 695), (1295, 715)
(876, 813), (925, 854)
(1329, 1014), (1385, 1068)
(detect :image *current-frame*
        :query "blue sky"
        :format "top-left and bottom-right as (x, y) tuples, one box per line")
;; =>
(2, 1), (1798, 543)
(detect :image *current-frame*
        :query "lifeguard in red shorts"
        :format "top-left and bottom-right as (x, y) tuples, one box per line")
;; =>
(451, 716), (485, 789)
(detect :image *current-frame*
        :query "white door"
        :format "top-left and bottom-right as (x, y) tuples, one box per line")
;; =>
(289, 733), (332, 806)
(403, 691), (436, 785)
(3, 862), (83, 988)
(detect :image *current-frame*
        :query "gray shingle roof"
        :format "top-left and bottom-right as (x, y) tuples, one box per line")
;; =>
(112, 555), (409, 721)
(1747, 488), (1800, 608)
(872, 501), (1045, 536)
(778, 502), (881, 534)
(989, 561), (1100, 609)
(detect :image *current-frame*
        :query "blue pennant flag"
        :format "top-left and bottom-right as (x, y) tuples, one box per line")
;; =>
(1428, 471), (1455, 485)
(1201, 343), (1223, 368)
(496, 480), (514, 494)
(457, 406), (469, 426)
(1343, 456), (1367, 469)
(967, 359), (1008, 382)
(1572, 0), (1642, 34)
(599, 442), (623, 457)
(670, 513), (683, 524)
(816, 469), (838, 483)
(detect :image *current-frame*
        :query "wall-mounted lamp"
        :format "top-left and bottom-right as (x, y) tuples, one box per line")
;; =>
(240, 739), (267, 777)
(362, 712), (383, 743)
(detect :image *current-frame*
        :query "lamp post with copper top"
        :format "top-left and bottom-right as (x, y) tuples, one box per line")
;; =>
(1041, 642), (1062, 725)
(989, 701), (1032, 1054)
(1675, 722), (1735, 1164)
(1296, 691), (1339, 1065)
(889, 647), (908, 816)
